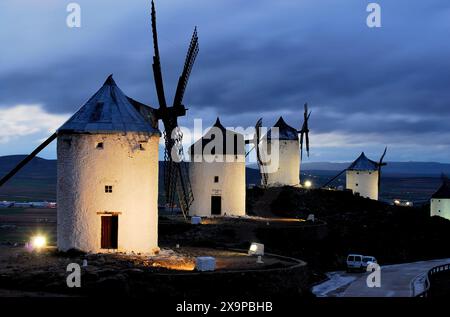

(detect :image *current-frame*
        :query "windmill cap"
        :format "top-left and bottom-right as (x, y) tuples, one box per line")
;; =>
(190, 118), (245, 156)
(57, 75), (161, 135)
(104, 74), (115, 85)
(265, 116), (298, 141)
(432, 180), (450, 199)
(347, 152), (379, 171)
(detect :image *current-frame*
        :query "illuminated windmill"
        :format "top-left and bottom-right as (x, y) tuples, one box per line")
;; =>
(322, 148), (387, 201)
(0, 0), (199, 252)
(250, 103), (311, 187)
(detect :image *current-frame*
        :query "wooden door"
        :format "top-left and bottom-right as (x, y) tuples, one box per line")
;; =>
(101, 215), (118, 249)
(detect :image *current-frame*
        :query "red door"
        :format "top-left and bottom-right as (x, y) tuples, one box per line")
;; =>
(101, 216), (118, 249)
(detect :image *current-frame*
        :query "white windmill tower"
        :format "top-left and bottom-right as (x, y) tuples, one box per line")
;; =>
(189, 118), (246, 217)
(0, 76), (162, 254)
(254, 104), (311, 187)
(345, 149), (387, 200)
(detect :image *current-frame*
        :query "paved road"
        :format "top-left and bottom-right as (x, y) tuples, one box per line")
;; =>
(313, 258), (450, 297)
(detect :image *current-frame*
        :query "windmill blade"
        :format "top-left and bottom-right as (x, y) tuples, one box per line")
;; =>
(298, 103), (312, 160)
(254, 118), (268, 186)
(305, 131), (310, 157)
(162, 121), (178, 209)
(254, 118), (263, 165)
(379, 146), (387, 165)
(162, 123), (193, 219)
(321, 167), (347, 189)
(246, 118), (262, 157)
(299, 131), (304, 161)
(173, 27), (199, 107)
(0, 133), (57, 187)
(378, 146), (388, 193)
(150, 1), (196, 218)
(174, 160), (194, 220)
(151, 0), (167, 108)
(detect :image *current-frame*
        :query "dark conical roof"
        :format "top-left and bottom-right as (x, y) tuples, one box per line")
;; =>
(212, 117), (227, 132)
(190, 118), (245, 156)
(267, 116), (299, 141)
(432, 180), (450, 199)
(347, 152), (379, 171)
(58, 75), (160, 135)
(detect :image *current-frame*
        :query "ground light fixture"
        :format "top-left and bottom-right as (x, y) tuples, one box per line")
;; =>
(248, 242), (264, 256)
(30, 235), (47, 250)
(304, 180), (312, 189)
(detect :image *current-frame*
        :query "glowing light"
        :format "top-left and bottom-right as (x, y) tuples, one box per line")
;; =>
(31, 235), (47, 249)
(304, 180), (312, 189)
(248, 242), (264, 256)
(394, 200), (400, 205)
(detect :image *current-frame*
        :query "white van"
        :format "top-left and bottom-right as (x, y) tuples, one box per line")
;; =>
(346, 254), (378, 272)
(346, 254), (364, 272)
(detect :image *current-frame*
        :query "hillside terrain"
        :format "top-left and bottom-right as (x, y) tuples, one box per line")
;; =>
(0, 155), (444, 203)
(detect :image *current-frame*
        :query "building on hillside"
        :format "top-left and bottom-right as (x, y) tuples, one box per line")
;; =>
(346, 152), (380, 200)
(57, 75), (161, 254)
(189, 118), (246, 217)
(430, 180), (450, 220)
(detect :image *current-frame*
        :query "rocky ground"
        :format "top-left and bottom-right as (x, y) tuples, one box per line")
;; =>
(0, 245), (307, 297)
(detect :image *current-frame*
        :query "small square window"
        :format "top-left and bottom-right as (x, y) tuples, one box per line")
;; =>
(105, 185), (113, 193)
(97, 142), (104, 149)
(214, 176), (219, 183)
(139, 143), (145, 151)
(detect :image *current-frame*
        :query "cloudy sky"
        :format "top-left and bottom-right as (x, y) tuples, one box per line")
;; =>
(1, 0), (450, 163)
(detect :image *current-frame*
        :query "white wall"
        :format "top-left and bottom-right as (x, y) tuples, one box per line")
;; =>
(346, 170), (379, 200)
(57, 133), (159, 254)
(431, 198), (450, 220)
(189, 154), (246, 217)
(260, 140), (300, 187)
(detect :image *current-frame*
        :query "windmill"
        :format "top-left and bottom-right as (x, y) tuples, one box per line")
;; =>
(150, 0), (198, 218)
(298, 103), (311, 160)
(245, 103), (311, 187)
(321, 147), (388, 193)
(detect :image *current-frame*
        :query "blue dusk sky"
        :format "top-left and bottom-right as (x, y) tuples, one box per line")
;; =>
(1, 0), (450, 163)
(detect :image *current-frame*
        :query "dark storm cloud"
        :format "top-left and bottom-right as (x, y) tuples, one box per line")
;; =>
(1, 0), (450, 161)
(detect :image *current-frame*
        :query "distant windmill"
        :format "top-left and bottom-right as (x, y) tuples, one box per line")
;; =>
(246, 103), (312, 187)
(321, 147), (388, 201)
(150, 0), (198, 218)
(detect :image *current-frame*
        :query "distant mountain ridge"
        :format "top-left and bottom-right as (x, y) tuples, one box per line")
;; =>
(301, 161), (450, 176)
(1, 156), (450, 182)
(0, 155), (56, 180)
